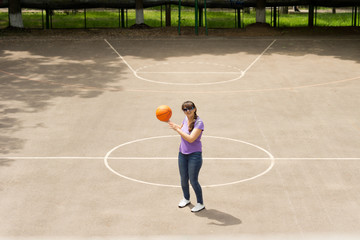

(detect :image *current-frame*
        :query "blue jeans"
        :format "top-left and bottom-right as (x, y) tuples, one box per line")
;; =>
(178, 152), (203, 204)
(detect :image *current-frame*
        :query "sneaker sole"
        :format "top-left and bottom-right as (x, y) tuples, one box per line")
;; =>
(178, 202), (191, 208)
(191, 206), (205, 212)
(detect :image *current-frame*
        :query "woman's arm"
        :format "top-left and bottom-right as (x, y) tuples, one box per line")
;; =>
(168, 121), (182, 130)
(168, 121), (202, 143)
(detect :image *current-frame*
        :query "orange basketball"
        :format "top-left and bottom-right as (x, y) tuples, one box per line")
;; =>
(156, 105), (172, 122)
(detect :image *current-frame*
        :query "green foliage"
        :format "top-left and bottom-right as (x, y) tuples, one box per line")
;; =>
(0, 8), (357, 29)
(0, 12), (7, 28)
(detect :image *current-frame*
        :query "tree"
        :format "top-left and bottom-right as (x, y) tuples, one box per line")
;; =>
(135, 0), (144, 25)
(9, 0), (24, 28)
(256, 0), (266, 23)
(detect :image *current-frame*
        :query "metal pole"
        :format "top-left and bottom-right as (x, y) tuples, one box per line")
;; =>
(354, 6), (358, 27)
(273, 6), (277, 27)
(84, 9), (86, 29)
(237, 8), (241, 28)
(234, 9), (236, 28)
(204, 0), (208, 35)
(199, 7), (202, 27)
(165, 4), (171, 27)
(161, 5), (163, 27)
(308, 4), (314, 27)
(178, 0), (181, 35)
(42, 9), (44, 29)
(45, 5), (50, 29)
(195, 0), (198, 35)
(121, 9), (125, 28)
(243, 8), (245, 28)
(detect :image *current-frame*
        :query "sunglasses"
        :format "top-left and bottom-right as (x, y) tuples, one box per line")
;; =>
(182, 107), (194, 112)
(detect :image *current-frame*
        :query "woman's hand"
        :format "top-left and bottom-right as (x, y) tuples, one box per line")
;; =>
(168, 121), (180, 131)
(168, 121), (202, 143)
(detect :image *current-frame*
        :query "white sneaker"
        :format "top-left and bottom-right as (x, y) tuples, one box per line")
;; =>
(178, 198), (191, 208)
(191, 203), (205, 212)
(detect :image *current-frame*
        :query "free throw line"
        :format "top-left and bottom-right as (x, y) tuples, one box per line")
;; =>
(104, 39), (276, 85)
(2, 157), (360, 160)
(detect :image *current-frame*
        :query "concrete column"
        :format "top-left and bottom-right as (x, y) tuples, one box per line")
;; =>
(135, 0), (144, 24)
(256, 0), (266, 23)
(9, 0), (24, 28)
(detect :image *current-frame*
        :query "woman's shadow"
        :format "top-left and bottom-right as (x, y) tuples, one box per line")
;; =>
(193, 207), (242, 226)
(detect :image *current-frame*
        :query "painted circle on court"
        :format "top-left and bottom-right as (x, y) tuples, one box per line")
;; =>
(134, 62), (245, 85)
(104, 135), (275, 188)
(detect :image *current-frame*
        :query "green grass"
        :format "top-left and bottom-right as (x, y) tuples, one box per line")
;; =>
(0, 12), (8, 28)
(315, 12), (354, 26)
(0, 7), (358, 29)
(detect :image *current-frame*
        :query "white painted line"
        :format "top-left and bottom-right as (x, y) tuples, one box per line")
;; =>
(134, 70), (245, 86)
(107, 157), (269, 160)
(0, 157), (102, 159)
(124, 75), (360, 93)
(243, 39), (276, 74)
(137, 72), (242, 74)
(1, 157), (359, 160)
(110, 38), (360, 41)
(0, 157), (267, 160)
(275, 158), (360, 160)
(104, 39), (277, 86)
(103, 135), (275, 188)
(104, 39), (137, 73)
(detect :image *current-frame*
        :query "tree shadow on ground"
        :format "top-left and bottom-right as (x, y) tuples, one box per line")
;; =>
(1, 29), (359, 156)
(195, 208), (242, 226)
(0, 158), (15, 167)
(1, 27), (360, 63)
(0, 108), (26, 154)
(111, 33), (360, 64)
(0, 40), (126, 156)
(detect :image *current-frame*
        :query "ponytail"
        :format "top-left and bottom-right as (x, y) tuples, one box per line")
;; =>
(181, 101), (198, 133)
(188, 112), (198, 133)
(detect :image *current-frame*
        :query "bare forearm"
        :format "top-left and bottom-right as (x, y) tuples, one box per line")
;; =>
(168, 121), (201, 143)
(175, 128), (195, 143)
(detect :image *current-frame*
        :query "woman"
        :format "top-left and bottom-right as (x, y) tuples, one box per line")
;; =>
(168, 101), (205, 212)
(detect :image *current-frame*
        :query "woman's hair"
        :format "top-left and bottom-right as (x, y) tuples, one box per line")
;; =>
(182, 101), (198, 133)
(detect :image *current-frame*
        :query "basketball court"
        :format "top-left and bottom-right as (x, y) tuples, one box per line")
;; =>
(1, 33), (360, 239)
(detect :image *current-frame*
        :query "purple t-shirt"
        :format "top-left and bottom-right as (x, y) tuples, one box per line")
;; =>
(179, 116), (204, 154)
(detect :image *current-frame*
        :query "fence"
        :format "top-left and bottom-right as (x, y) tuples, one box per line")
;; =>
(0, 6), (359, 30)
